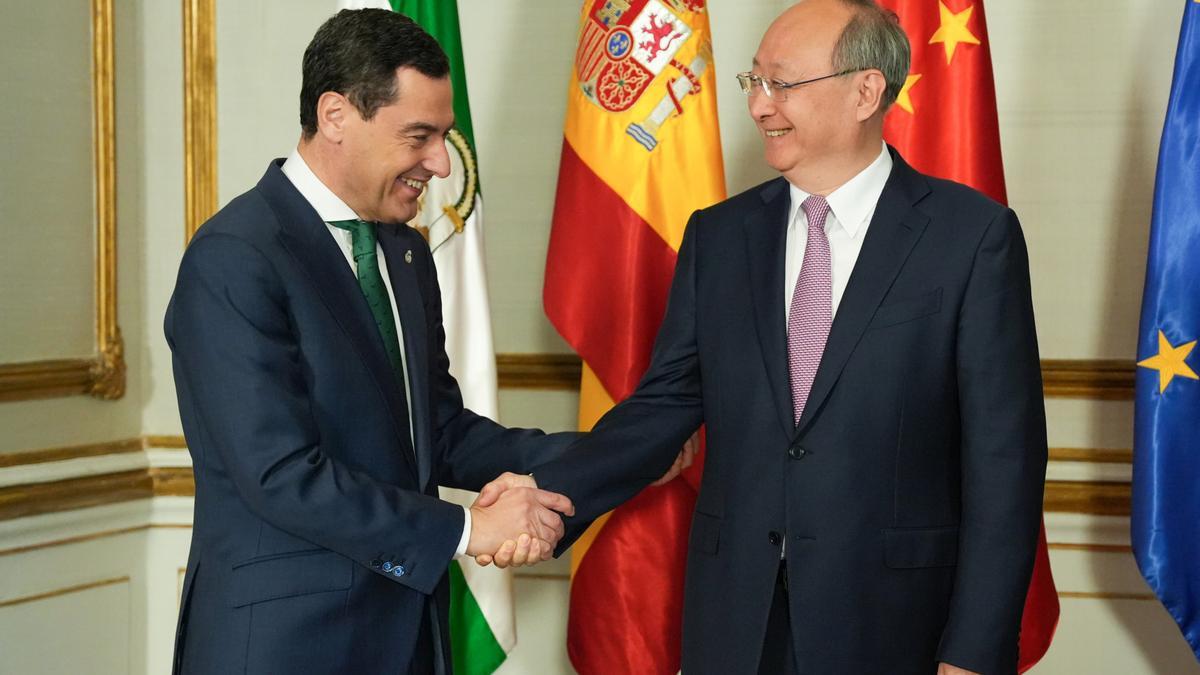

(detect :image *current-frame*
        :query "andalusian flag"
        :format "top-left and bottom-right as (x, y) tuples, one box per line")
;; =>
(543, 1), (725, 673)
(878, 1), (1059, 670)
(341, 2), (510, 673)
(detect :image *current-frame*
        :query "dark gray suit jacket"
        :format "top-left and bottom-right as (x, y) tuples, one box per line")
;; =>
(166, 160), (575, 674)
(536, 149), (1047, 675)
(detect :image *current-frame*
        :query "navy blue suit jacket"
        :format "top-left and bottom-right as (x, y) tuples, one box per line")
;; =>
(535, 149), (1047, 675)
(166, 161), (575, 674)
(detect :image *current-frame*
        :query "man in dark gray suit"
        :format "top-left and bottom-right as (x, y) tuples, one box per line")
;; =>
(166, 10), (575, 674)
(481, 1), (1047, 673)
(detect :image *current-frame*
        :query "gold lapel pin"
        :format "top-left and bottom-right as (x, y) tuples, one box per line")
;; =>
(405, 250), (413, 264)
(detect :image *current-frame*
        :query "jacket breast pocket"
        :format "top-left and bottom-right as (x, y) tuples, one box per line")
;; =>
(868, 288), (942, 330)
(229, 548), (353, 607)
(689, 511), (721, 556)
(883, 525), (958, 569)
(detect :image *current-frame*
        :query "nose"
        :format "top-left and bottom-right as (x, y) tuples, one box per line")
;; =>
(426, 135), (452, 179)
(748, 89), (775, 122)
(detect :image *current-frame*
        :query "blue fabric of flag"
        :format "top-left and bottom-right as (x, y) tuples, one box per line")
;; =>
(1133, 0), (1200, 662)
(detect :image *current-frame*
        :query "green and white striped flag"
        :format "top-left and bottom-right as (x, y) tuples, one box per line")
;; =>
(340, 2), (512, 673)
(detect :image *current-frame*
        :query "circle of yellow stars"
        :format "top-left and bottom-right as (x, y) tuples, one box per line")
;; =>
(897, 1), (982, 114)
(1138, 330), (1198, 394)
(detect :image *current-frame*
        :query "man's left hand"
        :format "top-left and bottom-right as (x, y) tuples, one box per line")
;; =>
(650, 430), (700, 486)
(938, 663), (980, 675)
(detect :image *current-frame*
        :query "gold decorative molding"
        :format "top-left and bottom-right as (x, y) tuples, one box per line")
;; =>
(495, 354), (1139, 400)
(496, 353), (582, 390)
(144, 434), (189, 449)
(0, 576), (130, 609)
(1041, 359), (1134, 400)
(1044, 480), (1131, 516)
(1047, 543), (1132, 553)
(1057, 591), (1155, 601)
(183, 0), (217, 242)
(0, 0), (125, 403)
(0, 437), (1135, 521)
(1048, 447), (1132, 464)
(0, 438), (143, 469)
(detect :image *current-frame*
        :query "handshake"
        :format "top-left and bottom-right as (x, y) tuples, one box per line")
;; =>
(464, 433), (700, 568)
(463, 472), (571, 569)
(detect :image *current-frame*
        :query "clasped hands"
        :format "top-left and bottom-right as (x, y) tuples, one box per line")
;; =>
(465, 432), (700, 568)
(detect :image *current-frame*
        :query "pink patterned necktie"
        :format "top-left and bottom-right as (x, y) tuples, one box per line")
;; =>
(787, 195), (833, 425)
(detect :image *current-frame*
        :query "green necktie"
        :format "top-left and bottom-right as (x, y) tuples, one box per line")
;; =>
(328, 219), (407, 381)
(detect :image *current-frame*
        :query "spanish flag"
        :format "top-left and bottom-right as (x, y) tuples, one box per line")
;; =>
(878, 1), (1059, 670)
(543, 1), (725, 672)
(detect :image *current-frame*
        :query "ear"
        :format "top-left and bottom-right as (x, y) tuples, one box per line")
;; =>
(315, 91), (353, 143)
(854, 70), (888, 122)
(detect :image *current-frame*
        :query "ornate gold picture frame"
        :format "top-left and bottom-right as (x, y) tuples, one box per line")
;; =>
(184, 0), (217, 242)
(0, 0), (124, 403)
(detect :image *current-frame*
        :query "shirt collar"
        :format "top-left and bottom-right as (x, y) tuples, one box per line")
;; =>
(786, 142), (893, 238)
(280, 147), (360, 223)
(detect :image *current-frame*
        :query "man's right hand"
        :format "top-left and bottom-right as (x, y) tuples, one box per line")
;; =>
(466, 484), (573, 567)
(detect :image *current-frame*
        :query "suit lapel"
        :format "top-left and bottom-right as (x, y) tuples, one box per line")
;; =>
(377, 227), (434, 491)
(259, 161), (419, 479)
(744, 178), (795, 437)
(795, 150), (932, 435)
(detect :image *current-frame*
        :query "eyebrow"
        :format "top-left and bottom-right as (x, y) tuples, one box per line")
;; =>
(401, 121), (454, 135)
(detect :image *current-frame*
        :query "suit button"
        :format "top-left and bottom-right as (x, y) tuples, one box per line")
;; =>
(382, 561), (393, 572)
(370, 559), (382, 569)
(768, 531), (782, 546)
(788, 443), (807, 460)
(392, 565), (407, 577)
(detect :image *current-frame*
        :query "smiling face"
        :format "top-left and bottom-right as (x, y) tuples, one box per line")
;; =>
(749, 0), (865, 189)
(330, 67), (454, 225)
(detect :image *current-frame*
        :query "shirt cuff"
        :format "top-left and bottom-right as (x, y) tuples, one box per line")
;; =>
(455, 505), (472, 557)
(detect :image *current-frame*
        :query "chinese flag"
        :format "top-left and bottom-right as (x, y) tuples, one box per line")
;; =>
(878, 1), (1060, 671)
(543, 1), (726, 674)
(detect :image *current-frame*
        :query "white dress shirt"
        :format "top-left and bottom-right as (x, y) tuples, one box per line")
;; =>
(784, 143), (894, 323)
(281, 149), (472, 556)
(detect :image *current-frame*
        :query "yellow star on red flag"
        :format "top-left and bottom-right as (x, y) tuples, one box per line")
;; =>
(929, 1), (981, 64)
(1137, 330), (1199, 393)
(896, 73), (921, 114)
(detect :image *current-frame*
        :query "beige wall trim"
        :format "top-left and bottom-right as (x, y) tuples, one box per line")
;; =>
(0, 523), (192, 559)
(183, 0), (217, 242)
(496, 354), (1137, 399)
(1041, 359), (1134, 399)
(496, 353), (582, 390)
(0, 575), (130, 609)
(0, 0), (125, 403)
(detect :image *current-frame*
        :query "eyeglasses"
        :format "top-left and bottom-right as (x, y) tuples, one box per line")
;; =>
(735, 69), (861, 102)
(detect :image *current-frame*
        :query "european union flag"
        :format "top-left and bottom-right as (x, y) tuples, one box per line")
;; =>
(1133, 0), (1200, 661)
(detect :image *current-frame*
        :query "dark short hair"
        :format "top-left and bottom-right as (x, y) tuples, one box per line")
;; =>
(300, 9), (450, 138)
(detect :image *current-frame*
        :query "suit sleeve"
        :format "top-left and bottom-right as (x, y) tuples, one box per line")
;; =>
(410, 236), (581, 491)
(168, 233), (461, 595)
(936, 209), (1048, 674)
(534, 212), (707, 553)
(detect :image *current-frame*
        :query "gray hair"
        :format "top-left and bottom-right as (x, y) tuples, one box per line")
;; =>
(832, 0), (911, 110)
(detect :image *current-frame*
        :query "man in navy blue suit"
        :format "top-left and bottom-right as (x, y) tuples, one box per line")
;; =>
(481, 1), (1047, 673)
(166, 10), (578, 674)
